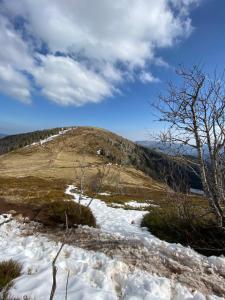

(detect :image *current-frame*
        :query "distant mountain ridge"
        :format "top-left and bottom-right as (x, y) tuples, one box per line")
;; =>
(0, 133), (6, 138)
(136, 140), (199, 156)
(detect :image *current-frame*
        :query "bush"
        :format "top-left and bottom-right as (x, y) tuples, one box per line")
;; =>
(36, 200), (96, 228)
(141, 201), (225, 256)
(0, 259), (22, 293)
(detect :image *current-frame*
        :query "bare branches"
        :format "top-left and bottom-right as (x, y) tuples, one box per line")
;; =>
(49, 243), (65, 300)
(73, 160), (121, 209)
(155, 65), (225, 227)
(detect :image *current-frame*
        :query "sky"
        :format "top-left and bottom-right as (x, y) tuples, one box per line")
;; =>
(0, 0), (224, 140)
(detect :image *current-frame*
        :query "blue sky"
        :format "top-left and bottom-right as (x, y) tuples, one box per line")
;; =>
(0, 0), (224, 140)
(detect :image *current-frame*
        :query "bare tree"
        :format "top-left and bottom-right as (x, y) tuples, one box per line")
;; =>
(73, 161), (116, 208)
(155, 65), (225, 227)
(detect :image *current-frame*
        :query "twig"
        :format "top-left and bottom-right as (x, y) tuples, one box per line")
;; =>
(65, 210), (69, 233)
(49, 243), (65, 300)
(65, 270), (70, 300)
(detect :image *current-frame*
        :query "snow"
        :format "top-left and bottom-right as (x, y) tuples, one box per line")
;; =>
(0, 216), (197, 300)
(190, 188), (204, 195)
(98, 192), (111, 196)
(30, 128), (73, 147)
(97, 149), (102, 155)
(124, 201), (150, 208)
(66, 186), (147, 235)
(110, 201), (158, 209)
(110, 203), (125, 208)
(0, 187), (225, 299)
(124, 201), (159, 208)
(40, 128), (72, 145)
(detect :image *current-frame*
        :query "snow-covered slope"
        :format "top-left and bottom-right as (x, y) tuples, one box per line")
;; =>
(30, 128), (72, 146)
(0, 187), (225, 299)
(66, 186), (225, 269)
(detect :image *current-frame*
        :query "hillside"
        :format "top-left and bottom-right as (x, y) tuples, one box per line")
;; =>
(0, 127), (165, 197)
(0, 127), (70, 154)
(0, 126), (201, 192)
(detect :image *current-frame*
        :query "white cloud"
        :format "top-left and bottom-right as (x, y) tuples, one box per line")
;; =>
(0, 0), (200, 105)
(3, 0), (195, 65)
(139, 71), (160, 83)
(0, 16), (33, 71)
(0, 15), (33, 102)
(0, 64), (31, 103)
(33, 55), (113, 106)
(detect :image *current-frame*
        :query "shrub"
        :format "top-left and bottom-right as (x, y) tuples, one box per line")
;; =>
(36, 200), (96, 228)
(0, 259), (22, 298)
(141, 203), (225, 256)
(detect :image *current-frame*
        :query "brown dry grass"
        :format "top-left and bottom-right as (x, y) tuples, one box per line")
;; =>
(0, 127), (166, 194)
(0, 176), (96, 227)
(0, 259), (22, 299)
(0, 176), (70, 205)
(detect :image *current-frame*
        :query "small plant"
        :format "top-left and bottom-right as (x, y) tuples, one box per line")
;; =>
(36, 200), (96, 228)
(0, 259), (22, 299)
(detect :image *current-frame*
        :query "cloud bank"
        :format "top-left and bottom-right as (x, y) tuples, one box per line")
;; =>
(0, 0), (200, 105)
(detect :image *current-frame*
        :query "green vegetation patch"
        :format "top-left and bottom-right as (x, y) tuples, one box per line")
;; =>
(36, 200), (96, 227)
(141, 200), (225, 256)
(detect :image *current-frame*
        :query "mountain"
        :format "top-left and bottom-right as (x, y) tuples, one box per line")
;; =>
(0, 127), (70, 155)
(0, 126), (201, 191)
(0, 133), (6, 139)
(136, 140), (199, 156)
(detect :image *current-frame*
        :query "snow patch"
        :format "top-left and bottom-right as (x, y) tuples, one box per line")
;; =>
(190, 188), (204, 195)
(0, 218), (212, 300)
(98, 192), (111, 196)
(29, 128), (73, 147)
(40, 128), (72, 145)
(66, 185), (225, 288)
(97, 149), (102, 155)
(124, 201), (158, 208)
(0, 186), (225, 299)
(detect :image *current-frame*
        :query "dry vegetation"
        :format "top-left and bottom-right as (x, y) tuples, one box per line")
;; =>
(0, 127), (169, 193)
(141, 192), (225, 256)
(0, 259), (22, 299)
(1, 127), (221, 256)
(0, 176), (96, 228)
(0, 176), (70, 205)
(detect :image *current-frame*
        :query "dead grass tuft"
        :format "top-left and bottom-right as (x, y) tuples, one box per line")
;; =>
(0, 259), (22, 299)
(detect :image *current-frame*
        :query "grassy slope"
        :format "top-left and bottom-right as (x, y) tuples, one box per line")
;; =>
(0, 127), (166, 194)
(0, 176), (96, 227)
(1, 126), (218, 255)
(0, 127), (168, 227)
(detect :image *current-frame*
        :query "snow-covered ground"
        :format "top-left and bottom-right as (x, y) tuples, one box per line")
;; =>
(30, 128), (73, 147)
(124, 201), (151, 208)
(110, 201), (158, 209)
(0, 186), (225, 299)
(190, 188), (205, 195)
(98, 192), (111, 196)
